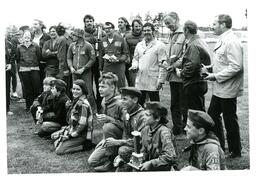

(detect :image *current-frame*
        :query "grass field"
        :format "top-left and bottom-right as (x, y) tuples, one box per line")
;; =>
(6, 43), (249, 173)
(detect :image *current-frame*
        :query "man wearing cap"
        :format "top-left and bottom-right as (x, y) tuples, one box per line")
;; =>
(139, 101), (177, 171)
(67, 29), (97, 114)
(176, 20), (211, 112)
(182, 109), (226, 170)
(103, 86), (146, 171)
(36, 79), (70, 137)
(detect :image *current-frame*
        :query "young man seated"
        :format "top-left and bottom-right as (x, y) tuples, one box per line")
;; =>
(88, 72), (127, 172)
(181, 109), (226, 170)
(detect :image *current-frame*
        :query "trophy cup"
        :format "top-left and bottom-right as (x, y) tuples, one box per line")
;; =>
(127, 131), (144, 170)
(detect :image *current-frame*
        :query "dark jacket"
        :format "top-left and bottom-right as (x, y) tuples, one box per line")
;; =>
(125, 31), (143, 62)
(16, 42), (41, 68)
(38, 32), (51, 62)
(42, 39), (59, 66)
(181, 35), (211, 87)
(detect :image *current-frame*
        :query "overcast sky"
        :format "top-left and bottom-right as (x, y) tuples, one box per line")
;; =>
(2, 0), (248, 30)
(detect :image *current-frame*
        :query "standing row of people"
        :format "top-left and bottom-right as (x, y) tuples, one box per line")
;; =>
(5, 12), (244, 171)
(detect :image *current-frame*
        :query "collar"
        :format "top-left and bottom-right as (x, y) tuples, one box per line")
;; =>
(186, 34), (200, 44)
(129, 104), (144, 117)
(148, 123), (163, 136)
(218, 29), (232, 40)
(173, 25), (184, 34)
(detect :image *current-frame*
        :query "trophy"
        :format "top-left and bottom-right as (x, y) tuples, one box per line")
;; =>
(127, 131), (144, 170)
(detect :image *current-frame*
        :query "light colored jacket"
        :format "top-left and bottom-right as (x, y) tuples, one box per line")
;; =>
(166, 26), (185, 82)
(212, 29), (244, 98)
(132, 39), (167, 91)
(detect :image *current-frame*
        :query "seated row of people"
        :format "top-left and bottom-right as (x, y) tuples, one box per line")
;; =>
(30, 72), (226, 171)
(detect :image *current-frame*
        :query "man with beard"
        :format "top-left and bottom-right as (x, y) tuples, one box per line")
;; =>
(129, 22), (167, 106)
(125, 19), (144, 86)
(83, 14), (106, 112)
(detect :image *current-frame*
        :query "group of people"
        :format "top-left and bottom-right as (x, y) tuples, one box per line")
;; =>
(5, 11), (244, 172)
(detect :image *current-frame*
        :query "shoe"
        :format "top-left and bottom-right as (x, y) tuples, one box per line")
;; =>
(94, 161), (113, 172)
(11, 92), (19, 98)
(228, 152), (241, 158)
(7, 111), (14, 116)
(18, 98), (26, 103)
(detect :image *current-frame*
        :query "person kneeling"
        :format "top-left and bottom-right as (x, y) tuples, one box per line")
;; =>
(33, 79), (69, 138)
(181, 109), (226, 170)
(139, 102), (177, 171)
(51, 79), (93, 155)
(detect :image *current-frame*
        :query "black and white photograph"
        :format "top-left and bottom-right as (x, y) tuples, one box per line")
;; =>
(1, 0), (254, 177)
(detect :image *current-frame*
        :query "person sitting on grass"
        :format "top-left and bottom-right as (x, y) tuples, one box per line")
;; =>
(34, 79), (69, 138)
(88, 72), (127, 172)
(51, 79), (94, 155)
(139, 101), (177, 171)
(30, 76), (56, 124)
(181, 109), (226, 170)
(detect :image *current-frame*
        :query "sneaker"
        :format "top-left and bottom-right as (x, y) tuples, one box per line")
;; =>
(7, 111), (14, 116)
(11, 92), (19, 98)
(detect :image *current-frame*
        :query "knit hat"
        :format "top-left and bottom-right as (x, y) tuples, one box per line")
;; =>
(188, 109), (215, 130)
(50, 79), (66, 92)
(73, 79), (88, 96)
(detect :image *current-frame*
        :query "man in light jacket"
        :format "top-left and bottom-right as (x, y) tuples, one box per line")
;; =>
(205, 14), (244, 158)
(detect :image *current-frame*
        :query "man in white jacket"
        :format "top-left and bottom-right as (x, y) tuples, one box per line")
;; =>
(129, 22), (167, 106)
(205, 14), (244, 158)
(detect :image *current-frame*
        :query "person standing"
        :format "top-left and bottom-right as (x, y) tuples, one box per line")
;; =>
(83, 14), (106, 112)
(163, 12), (187, 136)
(125, 19), (144, 86)
(32, 19), (51, 91)
(42, 26), (60, 77)
(205, 14), (244, 158)
(117, 17), (131, 38)
(100, 22), (129, 89)
(176, 20), (211, 112)
(182, 109), (226, 170)
(16, 30), (41, 111)
(67, 29), (97, 115)
(129, 22), (167, 106)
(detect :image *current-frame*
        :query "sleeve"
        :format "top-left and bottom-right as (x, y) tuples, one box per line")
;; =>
(150, 129), (177, 168)
(131, 44), (139, 68)
(75, 103), (90, 135)
(215, 41), (243, 83)
(98, 41), (105, 71)
(118, 38), (129, 63)
(42, 41), (56, 59)
(57, 37), (67, 75)
(181, 45), (201, 79)
(84, 43), (96, 71)
(36, 44), (42, 64)
(158, 43), (168, 84)
(15, 46), (21, 64)
(67, 43), (74, 69)
(204, 145), (222, 170)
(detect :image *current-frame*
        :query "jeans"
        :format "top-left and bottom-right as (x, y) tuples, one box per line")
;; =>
(208, 95), (241, 154)
(20, 70), (41, 109)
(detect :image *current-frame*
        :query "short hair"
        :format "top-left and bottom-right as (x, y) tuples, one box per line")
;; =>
(49, 25), (57, 32)
(118, 17), (131, 31)
(190, 119), (210, 134)
(143, 22), (155, 32)
(184, 20), (198, 34)
(131, 19), (143, 29)
(165, 11), (179, 22)
(217, 14), (232, 29)
(99, 72), (118, 87)
(105, 22), (115, 29)
(56, 24), (66, 36)
(145, 102), (168, 124)
(34, 19), (46, 30)
(19, 25), (30, 32)
(43, 77), (56, 85)
(83, 14), (95, 23)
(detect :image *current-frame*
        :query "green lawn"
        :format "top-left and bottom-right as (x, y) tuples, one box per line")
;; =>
(6, 43), (249, 173)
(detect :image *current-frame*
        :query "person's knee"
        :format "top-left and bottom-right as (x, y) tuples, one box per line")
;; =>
(103, 123), (122, 139)
(88, 154), (99, 167)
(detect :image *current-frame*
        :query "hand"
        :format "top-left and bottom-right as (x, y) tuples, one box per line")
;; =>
(75, 68), (84, 75)
(129, 65), (138, 71)
(204, 73), (216, 81)
(6, 64), (11, 71)
(156, 82), (163, 90)
(96, 113), (113, 123)
(166, 65), (174, 72)
(70, 67), (76, 74)
(140, 161), (152, 171)
(176, 68), (181, 77)
(104, 137), (120, 147)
